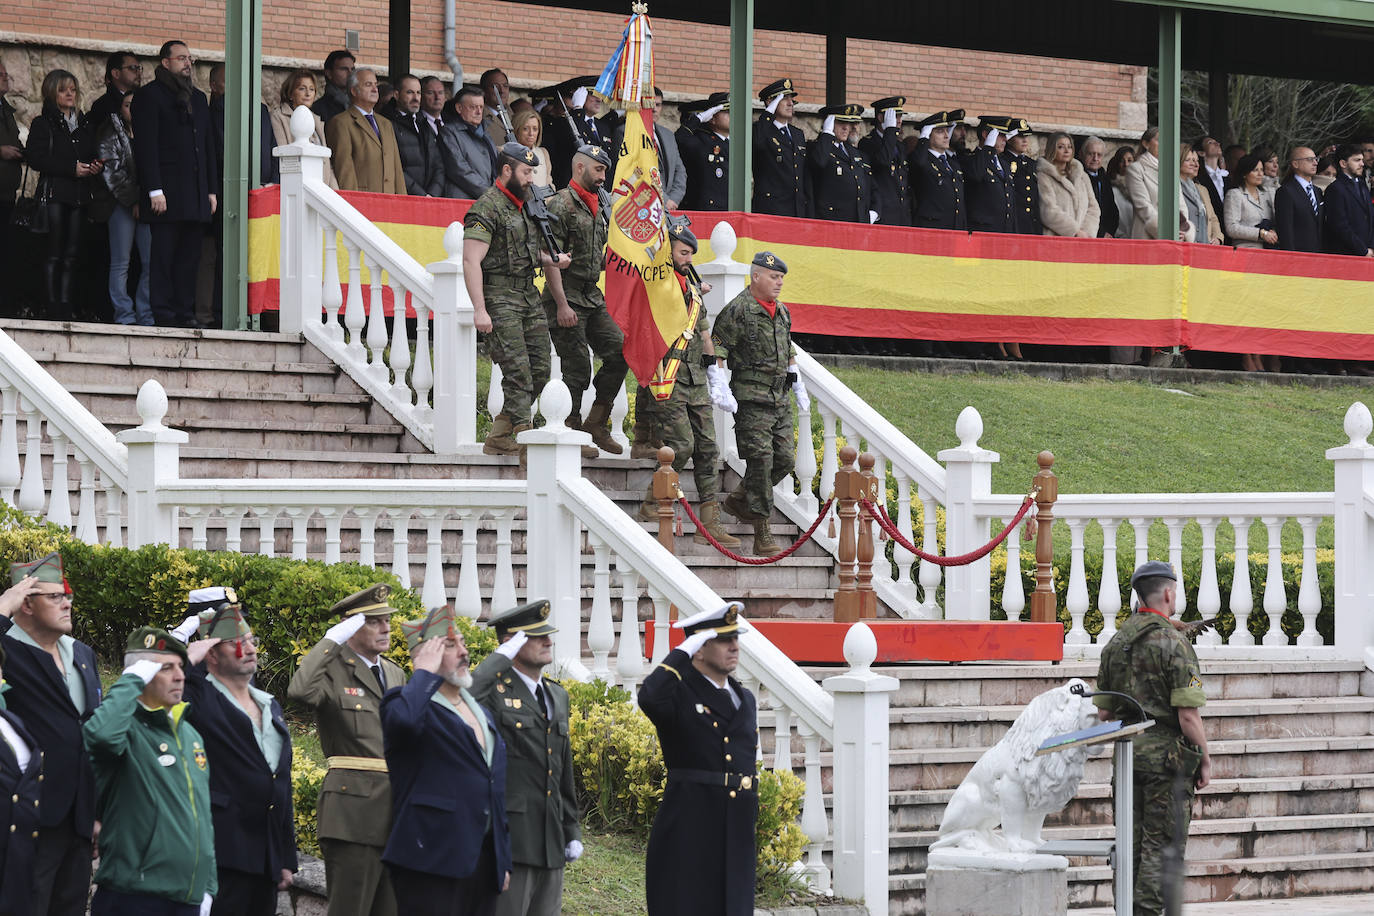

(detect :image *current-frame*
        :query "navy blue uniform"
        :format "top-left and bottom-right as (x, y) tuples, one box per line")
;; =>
(0, 707), (43, 916)
(909, 143), (967, 230)
(962, 146), (1015, 233)
(808, 133), (877, 223)
(857, 126), (911, 226)
(678, 116), (730, 211)
(1004, 150), (1043, 234)
(752, 117), (810, 217)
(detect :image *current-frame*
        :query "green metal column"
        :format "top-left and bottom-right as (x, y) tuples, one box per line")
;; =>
(223, 0), (262, 330)
(728, 0), (753, 212)
(1157, 6), (1181, 243)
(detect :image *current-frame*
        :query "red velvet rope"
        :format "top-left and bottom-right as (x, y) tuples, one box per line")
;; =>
(676, 496), (836, 565)
(863, 495), (1036, 567)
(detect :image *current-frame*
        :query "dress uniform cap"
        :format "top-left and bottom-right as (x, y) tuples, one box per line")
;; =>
(673, 601), (749, 637)
(11, 551), (65, 586)
(751, 251), (787, 274)
(402, 605), (458, 652)
(487, 599), (556, 637)
(501, 142), (542, 168)
(329, 584), (397, 619)
(126, 626), (189, 665)
(872, 96), (906, 114)
(977, 115), (1015, 132)
(576, 143), (612, 169)
(1012, 118), (1032, 134)
(819, 104), (864, 122)
(186, 585), (238, 614)
(554, 75), (598, 97)
(758, 78), (797, 103)
(667, 218), (699, 253)
(919, 110), (965, 130)
(1130, 560), (1178, 589)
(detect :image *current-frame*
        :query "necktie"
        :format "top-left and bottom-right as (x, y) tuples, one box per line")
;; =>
(993, 154), (1004, 175)
(716, 686), (736, 713)
(365, 112), (379, 137)
(1306, 183), (1319, 215)
(940, 153), (952, 174)
(534, 682), (548, 718)
(371, 663), (385, 691)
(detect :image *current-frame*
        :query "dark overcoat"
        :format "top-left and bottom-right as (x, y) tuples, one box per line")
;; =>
(0, 706), (42, 916)
(131, 75), (215, 223)
(752, 116), (810, 217)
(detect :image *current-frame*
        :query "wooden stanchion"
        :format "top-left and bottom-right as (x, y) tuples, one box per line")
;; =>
(833, 445), (860, 622)
(652, 446), (679, 622)
(1029, 450), (1058, 624)
(857, 452), (879, 619)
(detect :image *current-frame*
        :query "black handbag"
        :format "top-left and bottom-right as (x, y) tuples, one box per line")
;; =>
(10, 164), (51, 234)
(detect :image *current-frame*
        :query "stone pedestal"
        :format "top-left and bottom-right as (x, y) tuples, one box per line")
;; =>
(925, 849), (1069, 916)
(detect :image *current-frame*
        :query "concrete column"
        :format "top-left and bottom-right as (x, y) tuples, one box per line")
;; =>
(429, 222), (476, 453)
(1326, 402), (1374, 663)
(116, 381), (188, 549)
(937, 407), (999, 620)
(275, 108), (330, 335)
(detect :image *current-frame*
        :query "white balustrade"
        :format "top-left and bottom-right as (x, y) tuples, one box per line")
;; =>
(1195, 517), (1223, 647)
(1064, 518), (1090, 644)
(1097, 518), (1121, 642)
(1228, 516), (1255, 646)
(1261, 516), (1288, 646)
(917, 486), (943, 618)
(586, 532), (615, 681)
(1296, 516), (1321, 646)
(614, 555), (644, 695)
(889, 469), (918, 606)
(1001, 517), (1025, 621)
(388, 276), (412, 403)
(45, 428), (71, 527)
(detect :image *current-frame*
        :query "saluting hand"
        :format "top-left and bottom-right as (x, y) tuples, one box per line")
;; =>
(494, 629), (529, 660)
(412, 634), (446, 674)
(0, 574), (39, 619)
(186, 637), (222, 666)
(677, 628), (718, 658)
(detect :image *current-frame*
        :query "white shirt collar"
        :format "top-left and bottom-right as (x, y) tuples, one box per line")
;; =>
(0, 712), (31, 771)
(1295, 175), (1314, 191)
(773, 119), (789, 132)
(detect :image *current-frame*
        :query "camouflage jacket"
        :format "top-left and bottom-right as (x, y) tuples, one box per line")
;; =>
(545, 184), (607, 291)
(1094, 610), (1206, 765)
(711, 288), (794, 403)
(673, 274), (710, 389)
(464, 183), (541, 284)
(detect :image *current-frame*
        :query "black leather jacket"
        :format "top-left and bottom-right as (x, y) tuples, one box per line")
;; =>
(96, 114), (139, 208)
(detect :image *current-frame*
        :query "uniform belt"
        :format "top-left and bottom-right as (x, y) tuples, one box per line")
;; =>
(485, 274), (536, 292)
(667, 768), (756, 792)
(327, 755), (388, 773)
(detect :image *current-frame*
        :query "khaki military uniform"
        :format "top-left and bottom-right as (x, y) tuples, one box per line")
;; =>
(1094, 610), (1206, 916)
(288, 638), (409, 916)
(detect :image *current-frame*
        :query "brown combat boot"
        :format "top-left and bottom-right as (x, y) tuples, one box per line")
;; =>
(511, 421), (533, 460)
(630, 412), (659, 459)
(694, 500), (741, 548)
(635, 483), (658, 522)
(584, 401), (624, 454)
(723, 489), (762, 522)
(565, 410), (599, 460)
(483, 413), (520, 456)
(751, 518), (780, 556)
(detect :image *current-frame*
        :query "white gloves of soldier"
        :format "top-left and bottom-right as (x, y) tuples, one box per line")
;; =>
(124, 658), (164, 685)
(170, 614), (201, 644)
(983, 128), (1001, 148)
(765, 94), (783, 116)
(1006, 129), (1020, 140)
(570, 86), (589, 110)
(706, 365), (738, 414)
(919, 123), (935, 141)
(200, 893), (212, 916)
(821, 115), (835, 136)
(700, 104), (725, 122)
(495, 629), (529, 660)
(883, 108), (898, 130)
(325, 614), (368, 646)
(869, 210), (880, 224)
(564, 839), (584, 862)
(792, 375), (810, 412)
(678, 628), (718, 658)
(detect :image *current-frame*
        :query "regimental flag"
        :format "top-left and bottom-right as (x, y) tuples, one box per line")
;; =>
(598, 5), (693, 396)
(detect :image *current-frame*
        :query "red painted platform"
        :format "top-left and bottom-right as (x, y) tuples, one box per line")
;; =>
(644, 619), (1065, 664)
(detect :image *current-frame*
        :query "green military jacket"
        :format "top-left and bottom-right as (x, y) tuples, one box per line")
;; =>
(712, 287), (795, 404)
(543, 184), (607, 296)
(287, 637), (409, 847)
(470, 653), (580, 869)
(464, 183), (542, 287)
(675, 275), (711, 389)
(83, 674), (217, 904)
(1094, 610), (1206, 770)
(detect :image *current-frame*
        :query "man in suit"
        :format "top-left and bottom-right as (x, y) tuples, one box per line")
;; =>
(439, 86), (498, 200)
(752, 78), (810, 216)
(383, 606), (511, 916)
(481, 68), (514, 148)
(1002, 119), (1041, 235)
(1274, 146), (1323, 253)
(963, 116), (1016, 233)
(312, 50), (355, 125)
(1322, 143), (1374, 258)
(908, 109), (967, 230)
(808, 103), (876, 223)
(857, 96), (911, 226)
(0, 642), (44, 916)
(172, 589), (295, 916)
(326, 68), (407, 195)
(1081, 136), (1120, 238)
(471, 601), (581, 916)
(640, 603), (759, 916)
(676, 92), (729, 210)
(649, 87), (686, 209)
(1194, 135), (1227, 221)
(389, 75), (443, 197)
(288, 585), (409, 916)
(0, 553), (102, 916)
(132, 39), (217, 328)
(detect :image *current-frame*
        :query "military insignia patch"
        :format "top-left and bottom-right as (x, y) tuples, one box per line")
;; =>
(1189, 674), (1203, 688)
(194, 745), (207, 770)
(497, 684), (506, 693)
(343, 687), (365, 697)
(143, 633), (155, 648)
(695, 703), (705, 714)
(512, 698), (522, 709)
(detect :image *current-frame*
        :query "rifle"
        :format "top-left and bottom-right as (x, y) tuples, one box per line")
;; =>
(596, 186), (613, 230)
(527, 183), (564, 264)
(494, 102), (515, 140)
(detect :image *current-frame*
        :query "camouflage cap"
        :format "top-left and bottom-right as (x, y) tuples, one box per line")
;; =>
(126, 626), (189, 665)
(402, 605), (458, 652)
(11, 551), (65, 586)
(487, 599), (556, 637)
(674, 601), (748, 637)
(194, 603), (251, 641)
(751, 251), (787, 274)
(330, 584), (397, 619)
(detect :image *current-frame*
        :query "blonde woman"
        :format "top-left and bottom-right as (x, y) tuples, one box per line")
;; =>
(512, 107), (552, 190)
(268, 69), (338, 189)
(1037, 132), (1099, 237)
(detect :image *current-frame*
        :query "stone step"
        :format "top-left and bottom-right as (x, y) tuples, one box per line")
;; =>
(28, 350), (350, 395)
(2, 320), (327, 365)
(67, 385), (383, 425)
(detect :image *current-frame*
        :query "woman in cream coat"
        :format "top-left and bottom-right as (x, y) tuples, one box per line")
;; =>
(1037, 132), (1099, 237)
(1125, 127), (1161, 238)
(268, 69), (339, 190)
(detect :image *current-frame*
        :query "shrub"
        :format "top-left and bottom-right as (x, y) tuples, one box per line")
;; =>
(291, 746), (327, 856)
(755, 766), (808, 881)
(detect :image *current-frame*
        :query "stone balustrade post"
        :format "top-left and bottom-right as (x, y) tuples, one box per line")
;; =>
(275, 106), (330, 335)
(695, 220), (750, 461)
(937, 407), (1000, 620)
(856, 452), (880, 619)
(1327, 402), (1374, 663)
(833, 445), (860, 622)
(824, 622), (898, 913)
(1030, 450), (1059, 625)
(116, 381), (187, 549)
(430, 222), (476, 454)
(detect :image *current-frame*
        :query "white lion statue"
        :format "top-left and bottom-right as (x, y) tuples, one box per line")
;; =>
(931, 677), (1100, 854)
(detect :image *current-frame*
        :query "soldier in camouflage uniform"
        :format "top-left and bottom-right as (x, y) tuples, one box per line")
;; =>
(1094, 561), (1211, 916)
(542, 144), (626, 458)
(710, 251), (809, 555)
(463, 142), (572, 455)
(634, 221), (739, 548)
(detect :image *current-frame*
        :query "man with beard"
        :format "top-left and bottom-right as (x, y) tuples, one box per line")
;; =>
(463, 142), (571, 456)
(132, 40), (216, 327)
(470, 601), (579, 916)
(383, 606), (511, 916)
(88, 51), (142, 132)
(856, 96), (911, 226)
(807, 103), (877, 223)
(288, 585), (408, 916)
(541, 144), (624, 456)
(389, 74), (443, 197)
(172, 588), (295, 916)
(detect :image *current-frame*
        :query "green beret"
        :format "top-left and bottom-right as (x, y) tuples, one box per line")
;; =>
(126, 626), (189, 665)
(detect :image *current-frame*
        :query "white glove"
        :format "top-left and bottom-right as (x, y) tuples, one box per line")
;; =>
(170, 614), (201, 644)
(919, 123), (934, 141)
(700, 104), (725, 122)
(570, 86), (589, 110)
(123, 658), (163, 685)
(765, 94), (783, 116)
(869, 210), (880, 224)
(564, 839), (584, 862)
(792, 376), (810, 412)
(1006, 129), (1020, 140)
(678, 628), (718, 657)
(324, 614), (368, 646)
(495, 629), (529, 660)
(882, 108), (898, 130)
(821, 115), (835, 136)
(983, 128), (1001, 148)
(706, 365), (738, 414)
(200, 893), (212, 916)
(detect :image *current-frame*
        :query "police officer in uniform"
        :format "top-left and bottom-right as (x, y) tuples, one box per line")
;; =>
(857, 96), (911, 226)
(0, 641), (43, 916)
(808, 104), (877, 223)
(464, 143), (571, 456)
(288, 585), (410, 916)
(677, 92), (730, 210)
(963, 116), (1016, 233)
(1094, 562), (1211, 916)
(908, 109), (967, 230)
(639, 602), (758, 916)
(1002, 118), (1042, 234)
(752, 78), (810, 216)
(470, 601), (580, 916)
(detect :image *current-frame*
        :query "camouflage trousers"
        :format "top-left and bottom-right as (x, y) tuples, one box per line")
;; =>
(731, 398), (794, 518)
(640, 382), (720, 500)
(486, 286), (550, 426)
(1130, 744), (1202, 915)
(543, 290), (628, 406)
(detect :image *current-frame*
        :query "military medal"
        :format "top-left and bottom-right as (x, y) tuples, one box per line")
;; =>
(513, 698), (522, 709)
(496, 684), (506, 693)
(715, 168), (723, 178)
(695, 703), (705, 714)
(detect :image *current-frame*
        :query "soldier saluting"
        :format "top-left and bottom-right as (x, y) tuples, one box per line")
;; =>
(677, 92), (730, 211)
(752, 78), (810, 217)
(908, 109), (967, 230)
(856, 96), (912, 226)
(808, 103), (878, 223)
